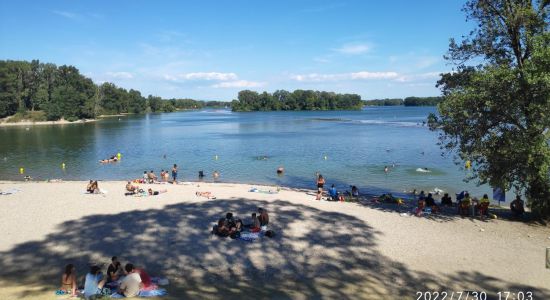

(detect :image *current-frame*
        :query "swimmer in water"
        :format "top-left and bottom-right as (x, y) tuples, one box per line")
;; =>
(384, 166), (389, 174)
(277, 166), (284, 175)
(213, 170), (220, 180)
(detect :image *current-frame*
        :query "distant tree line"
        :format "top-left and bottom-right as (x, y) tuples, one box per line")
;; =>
(364, 96), (443, 106)
(231, 90), (363, 112)
(0, 60), (224, 121)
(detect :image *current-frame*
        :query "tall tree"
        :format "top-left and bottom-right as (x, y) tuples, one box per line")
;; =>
(429, 0), (550, 216)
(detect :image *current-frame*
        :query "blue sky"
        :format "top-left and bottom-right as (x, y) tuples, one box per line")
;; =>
(0, 0), (472, 101)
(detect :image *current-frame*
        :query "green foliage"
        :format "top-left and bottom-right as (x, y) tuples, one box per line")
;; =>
(431, 0), (550, 217)
(6, 111), (47, 123)
(231, 89), (363, 112)
(364, 98), (404, 106)
(403, 96), (443, 106)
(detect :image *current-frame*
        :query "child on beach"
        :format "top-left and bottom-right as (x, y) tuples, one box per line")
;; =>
(250, 213), (261, 232)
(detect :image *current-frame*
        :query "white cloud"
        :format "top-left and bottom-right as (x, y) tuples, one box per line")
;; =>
(333, 44), (371, 55)
(290, 71), (399, 82)
(105, 71), (134, 79)
(52, 10), (79, 20)
(163, 72), (238, 81)
(395, 72), (441, 82)
(212, 80), (265, 88)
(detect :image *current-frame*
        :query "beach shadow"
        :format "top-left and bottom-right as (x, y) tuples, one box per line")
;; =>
(0, 198), (548, 299)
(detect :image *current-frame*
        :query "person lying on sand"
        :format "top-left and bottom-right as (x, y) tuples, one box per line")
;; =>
(196, 191), (216, 199)
(147, 188), (167, 196)
(60, 264), (77, 296)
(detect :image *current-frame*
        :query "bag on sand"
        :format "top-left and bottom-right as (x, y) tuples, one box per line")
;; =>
(265, 230), (275, 238)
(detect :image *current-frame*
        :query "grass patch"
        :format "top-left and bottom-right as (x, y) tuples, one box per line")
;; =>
(6, 111), (47, 123)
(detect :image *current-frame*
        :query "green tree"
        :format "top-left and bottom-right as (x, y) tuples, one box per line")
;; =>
(429, 0), (550, 216)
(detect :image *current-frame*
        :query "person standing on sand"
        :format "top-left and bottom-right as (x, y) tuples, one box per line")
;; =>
(171, 164), (178, 183)
(316, 174), (325, 192)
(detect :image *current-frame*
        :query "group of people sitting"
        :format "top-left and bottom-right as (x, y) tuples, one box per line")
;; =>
(212, 208), (270, 239)
(315, 174), (359, 201)
(60, 256), (153, 299)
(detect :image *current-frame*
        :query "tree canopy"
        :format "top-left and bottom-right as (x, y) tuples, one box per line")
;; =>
(0, 60), (225, 121)
(231, 89), (363, 111)
(363, 97), (443, 106)
(428, 0), (550, 217)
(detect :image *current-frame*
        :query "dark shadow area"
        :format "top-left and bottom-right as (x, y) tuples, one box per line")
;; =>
(0, 198), (548, 299)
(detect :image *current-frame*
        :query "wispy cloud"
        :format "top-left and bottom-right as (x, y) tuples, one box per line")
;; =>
(291, 71), (399, 82)
(395, 72), (441, 82)
(163, 72), (238, 81)
(333, 43), (371, 55)
(105, 71), (134, 79)
(52, 10), (79, 20)
(212, 80), (265, 88)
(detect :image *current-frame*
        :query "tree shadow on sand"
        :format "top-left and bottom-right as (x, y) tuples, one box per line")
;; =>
(0, 198), (548, 299)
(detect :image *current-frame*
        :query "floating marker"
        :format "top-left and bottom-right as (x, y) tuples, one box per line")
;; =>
(324, 155), (328, 160)
(19, 167), (24, 174)
(62, 163), (66, 169)
(117, 152), (122, 160)
(214, 155), (218, 160)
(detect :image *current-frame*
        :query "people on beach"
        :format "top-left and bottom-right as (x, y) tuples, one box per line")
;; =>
(118, 263), (142, 298)
(142, 171), (148, 182)
(425, 193), (439, 213)
(510, 195), (525, 218)
(198, 170), (205, 180)
(87, 180), (99, 194)
(459, 192), (472, 217)
(316, 190), (322, 200)
(250, 213), (261, 232)
(171, 164), (178, 183)
(477, 194), (490, 219)
(258, 208), (269, 227)
(147, 170), (157, 183)
(196, 191), (216, 199)
(441, 193), (452, 206)
(60, 264), (77, 296)
(126, 181), (138, 194)
(316, 174), (325, 191)
(147, 188), (167, 196)
(328, 184), (338, 201)
(107, 256), (123, 283)
(83, 265), (107, 299)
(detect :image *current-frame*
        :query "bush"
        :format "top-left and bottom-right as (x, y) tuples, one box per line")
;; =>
(65, 116), (78, 122)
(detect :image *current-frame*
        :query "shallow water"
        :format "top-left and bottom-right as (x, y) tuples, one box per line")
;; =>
(0, 107), (501, 199)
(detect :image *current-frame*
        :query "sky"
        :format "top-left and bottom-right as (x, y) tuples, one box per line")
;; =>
(0, 0), (473, 101)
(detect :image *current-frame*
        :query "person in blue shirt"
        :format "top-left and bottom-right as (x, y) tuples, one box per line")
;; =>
(328, 184), (338, 201)
(83, 265), (106, 299)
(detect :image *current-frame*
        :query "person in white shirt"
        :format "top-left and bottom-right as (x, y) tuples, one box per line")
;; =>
(118, 263), (143, 297)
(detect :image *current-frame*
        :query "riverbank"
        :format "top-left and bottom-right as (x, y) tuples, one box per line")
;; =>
(0, 117), (96, 127)
(0, 180), (548, 300)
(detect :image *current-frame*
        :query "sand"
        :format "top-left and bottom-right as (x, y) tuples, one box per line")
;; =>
(0, 180), (548, 300)
(0, 119), (96, 127)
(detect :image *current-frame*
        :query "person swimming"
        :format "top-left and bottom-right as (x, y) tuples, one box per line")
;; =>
(276, 167), (284, 174)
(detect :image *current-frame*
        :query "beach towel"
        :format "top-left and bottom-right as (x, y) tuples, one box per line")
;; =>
(110, 288), (167, 298)
(239, 232), (261, 242)
(0, 188), (21, 195)
(249, 187), (278, 194)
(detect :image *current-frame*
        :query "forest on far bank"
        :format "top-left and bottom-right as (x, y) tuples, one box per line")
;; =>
(0, 60), (225, 122)
(363, 96), (443, 106)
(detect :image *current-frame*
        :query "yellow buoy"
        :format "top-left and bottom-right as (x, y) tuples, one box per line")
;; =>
(19, 167), (24, 174)
(117, 153), (121, 160)
(62, 163), (66, 169)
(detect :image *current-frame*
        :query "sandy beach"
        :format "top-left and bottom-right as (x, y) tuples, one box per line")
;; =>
(0, 119), (96, 127)
(0, 180), (548, 300)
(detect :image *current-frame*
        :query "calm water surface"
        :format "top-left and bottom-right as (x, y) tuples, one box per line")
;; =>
(0, 107), (496, 198)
